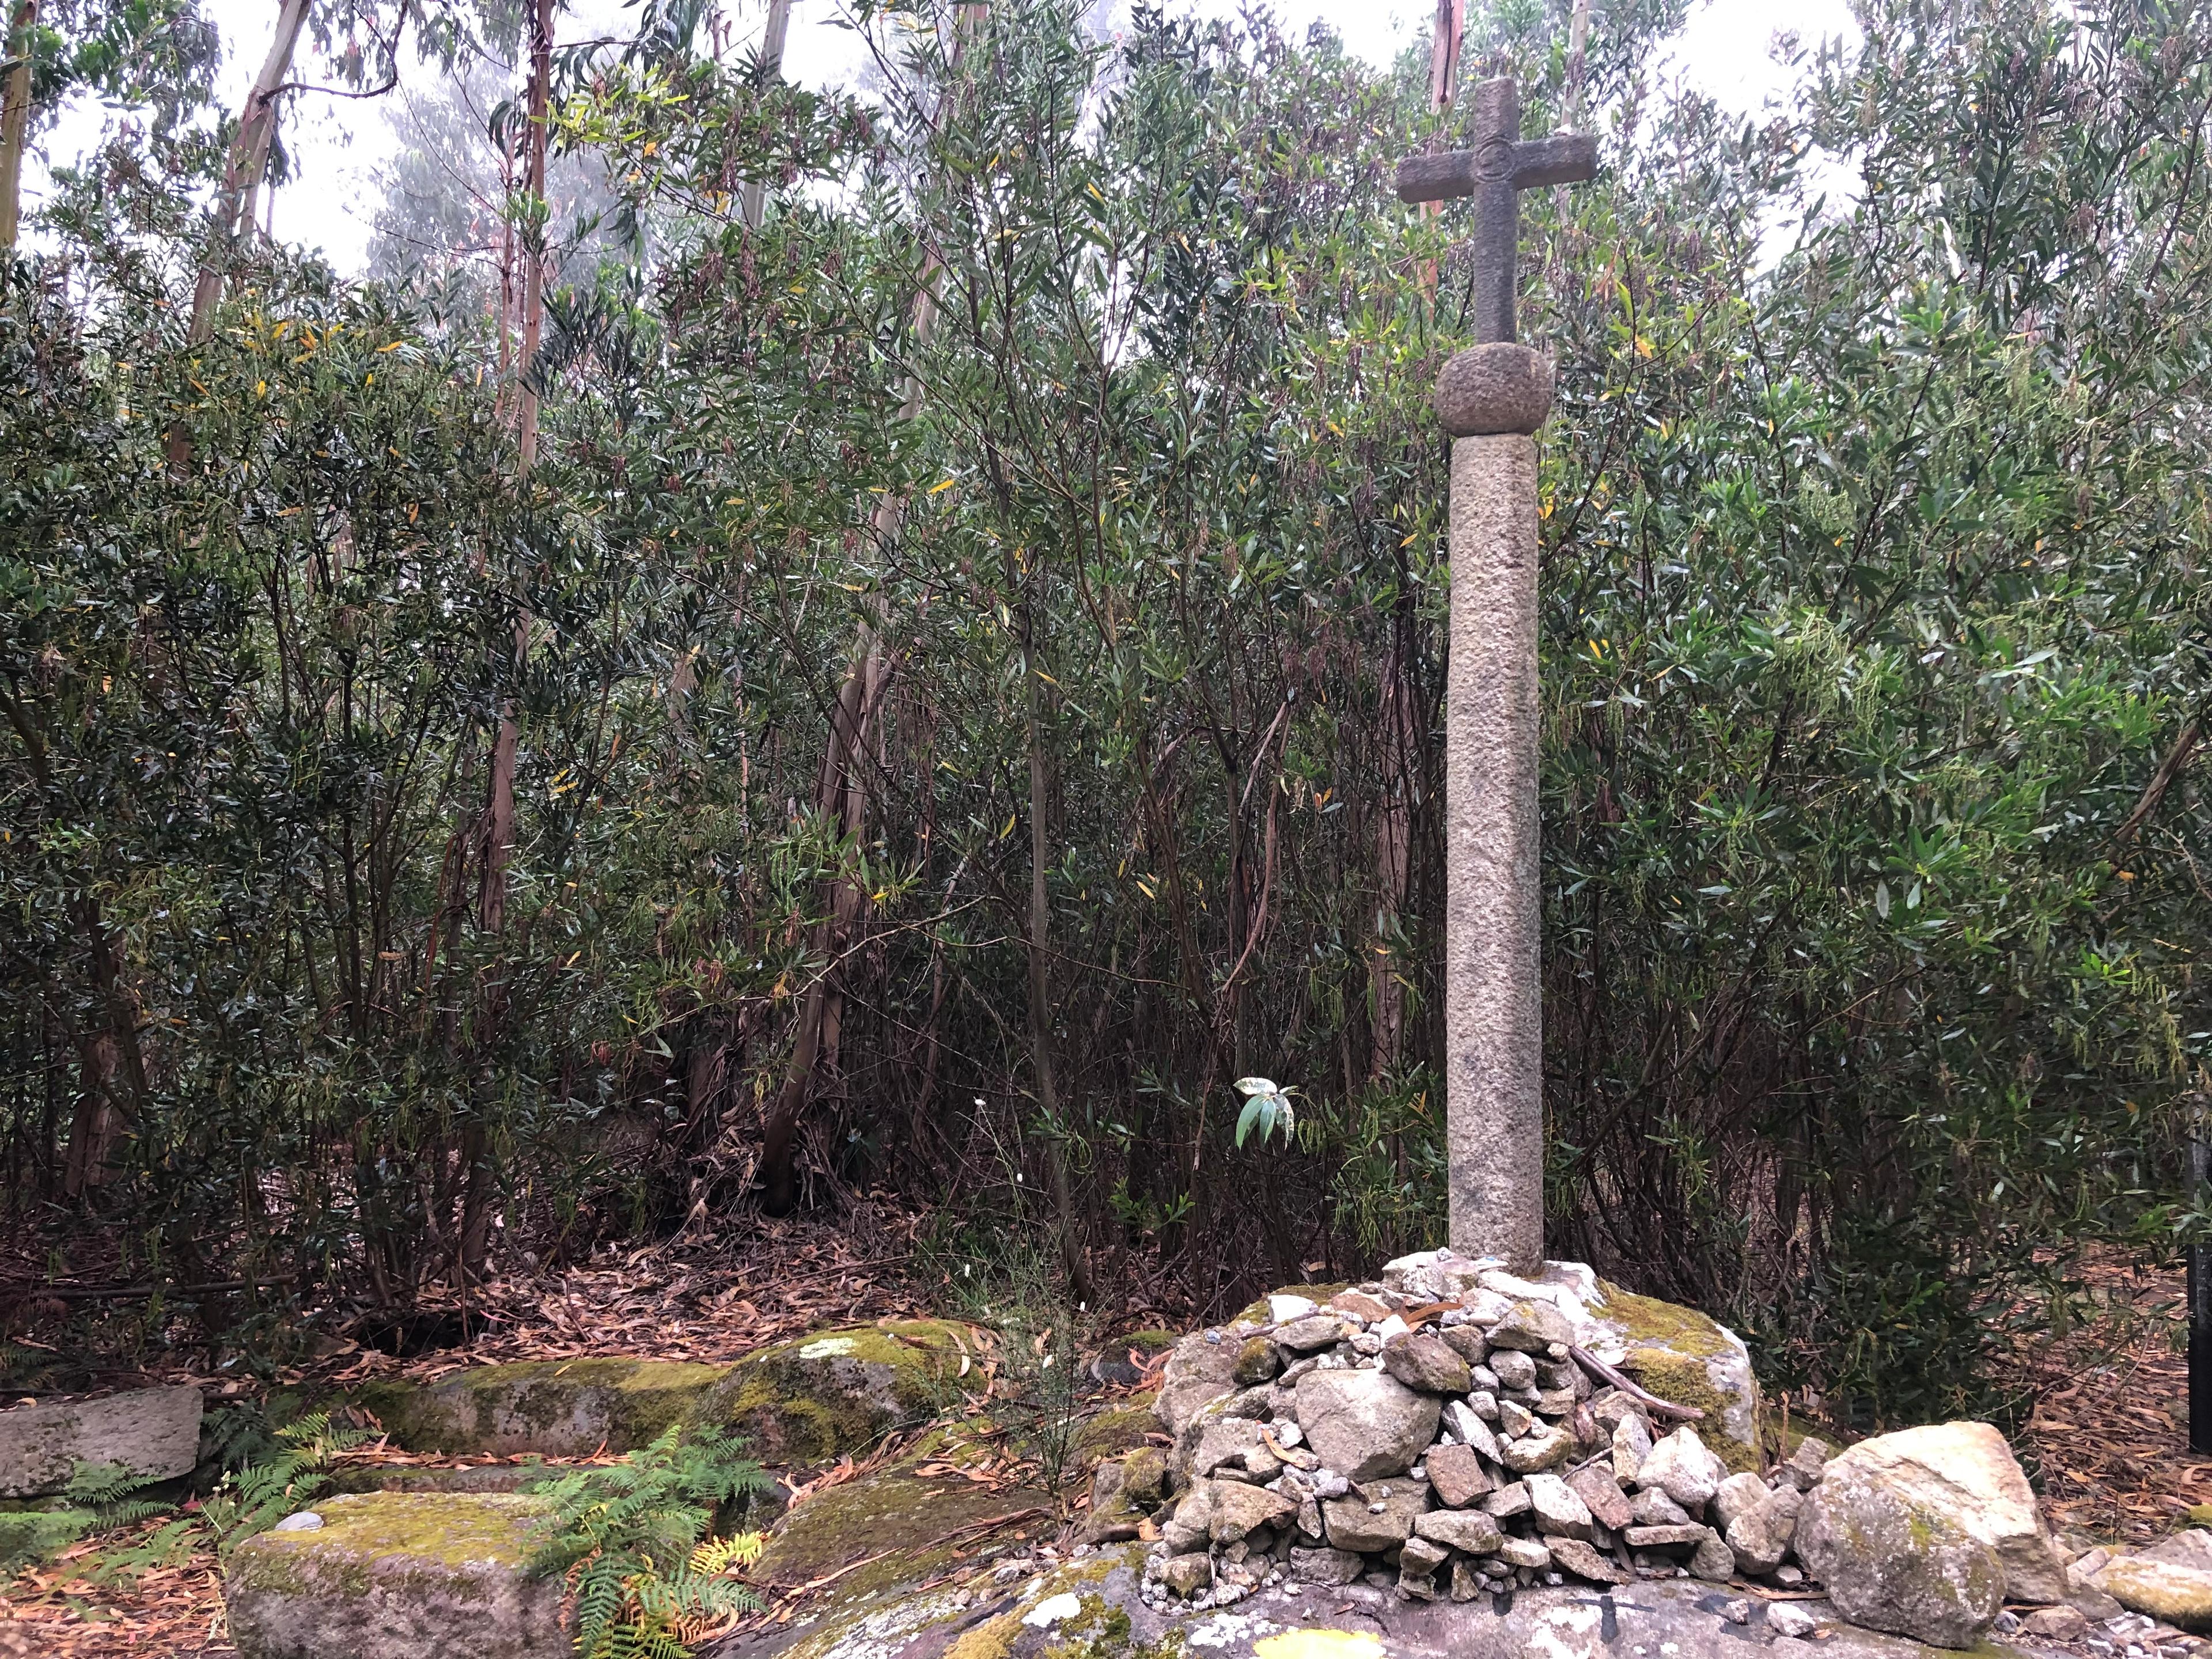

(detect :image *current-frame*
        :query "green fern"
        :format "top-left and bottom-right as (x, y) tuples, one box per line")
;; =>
(525, 1426), (772, 1659)
(65, 1459), (173, 1528)
(75, 1407), (372, 1585)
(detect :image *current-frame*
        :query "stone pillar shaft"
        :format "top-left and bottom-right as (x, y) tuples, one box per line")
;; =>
(1444, 433), (1543, 1272)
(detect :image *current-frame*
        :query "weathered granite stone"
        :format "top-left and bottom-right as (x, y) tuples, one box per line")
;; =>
(224, 1491), (564, 1659)
(1630, 1486), (1692, 1527)
(1158, 1552), (1213, 1596)
(1296, 1368), (1440, 1481)
(1289, 1544), (1366, 1585)
(1488, 1300), (1575, 1353)
(1233, 1336), (1282, 1386)
(2092, 1556), (2212, 1632)
(1549, 1536), (1630, 1585)
(1156, 1332), (1241, 1435)
(1689, 1527), (1737, 1581)
(1499, 1536), (1553, 1570)
(1725, 1485), (1802, 1574)
(1527, 1473), (1593, 1540)
(1206, 1478), (1298, 1543)
(1613, 1411), (1653, 1484)
(1415, 1508), (1506, 1555)
(0, 1385), (203, 1497)
(1484, 1480), (1532, 1520)
(1276, 1316), (1350, 1354)
(1712, 1472), (1770, 1533)
(1323, 1479), (1433, 1553)
(1797, 1457), (2006, 1648)
(1382, 1334), (1473, 1396)
(1443, 1400), (1504, 1463)
(1566, 1464), (1633, 1532)
(1623, 1524), (1709, 1551)
(1402, 1534), (1452, 1597)
(1818, 1422), (2063, 1605)
(1499, 1422), (1575, 1474)
(1427, 1442), (1496, 1509)
(1635, 1426), (1724, 1512)
(1434, 342), (1555, 438)
(1488, 1350), (1537, 1391)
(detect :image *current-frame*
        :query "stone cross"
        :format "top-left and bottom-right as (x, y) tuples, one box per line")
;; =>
(1396, 78), (1596, 1274)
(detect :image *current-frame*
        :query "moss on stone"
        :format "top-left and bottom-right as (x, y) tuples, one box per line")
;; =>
(1120, 1331), (1177, 1355)
(752, 1453), (1054, 1607)
(1593, 1285), (1732, 1359)
(0, 1505), (92, 1569)
(1593, 1280), (1761, 1472)
(1613, 1347), (1758, 1472)
(226, 1491), (550, 1603)
(713, 1320), (968, 1465)
(1073, 1404), (1162, 1467)
(1232, 1284), (1350, 1327)
(945, 1608), (1029, 1659)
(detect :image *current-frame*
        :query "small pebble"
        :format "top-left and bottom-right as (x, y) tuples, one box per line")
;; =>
(1721, 1599), (1750, 1626)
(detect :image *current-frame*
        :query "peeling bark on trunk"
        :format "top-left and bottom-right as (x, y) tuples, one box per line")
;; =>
(169, 0), (312, 472)
(0, 0), (36, 253)
(738, 0), (793, 232)
(516, 0), (553, 472)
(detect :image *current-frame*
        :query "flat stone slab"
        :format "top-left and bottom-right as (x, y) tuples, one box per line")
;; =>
(700, 1546), (2037, 1659)
(0, 1384), (203, 1497)
(344, 1321), (968, 1462)
(224, 1490), (565, 1659)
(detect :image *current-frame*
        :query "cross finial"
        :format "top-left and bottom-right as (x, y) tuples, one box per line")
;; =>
(1396, 78), (1599, 345)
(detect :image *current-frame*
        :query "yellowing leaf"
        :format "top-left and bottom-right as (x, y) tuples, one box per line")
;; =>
(929, 477), (958, 494)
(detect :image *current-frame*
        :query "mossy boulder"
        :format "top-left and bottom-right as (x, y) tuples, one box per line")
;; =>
(224, 1490), (564, 1659)
(752, 1452), (1055, 1611)
(714, 1321), (967, 1465)
(1583, 1279), (1762, 1473)
(343, 1321), (972, 1464)
(353, 1357), (729, 1456)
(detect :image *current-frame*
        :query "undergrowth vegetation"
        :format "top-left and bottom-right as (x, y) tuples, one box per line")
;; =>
(3, 0), (2212, 1431)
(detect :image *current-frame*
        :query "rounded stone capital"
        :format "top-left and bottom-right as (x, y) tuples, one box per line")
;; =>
(1434, 343), (1555, 437)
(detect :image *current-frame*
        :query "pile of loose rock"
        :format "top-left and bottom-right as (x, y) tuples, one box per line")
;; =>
(1107, 1264), (1806, 1613)
(1088, 1249), (2092, 1653)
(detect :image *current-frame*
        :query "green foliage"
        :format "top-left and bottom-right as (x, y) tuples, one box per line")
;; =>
(69, 1408), (369, 1585)
(522, 1427), (769, 1659)
(63, 1458), (170, 1528)
(7, 0), (2212, 1434)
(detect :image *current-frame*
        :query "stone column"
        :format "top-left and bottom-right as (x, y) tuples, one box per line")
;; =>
(1435, 343), (1554, 1274)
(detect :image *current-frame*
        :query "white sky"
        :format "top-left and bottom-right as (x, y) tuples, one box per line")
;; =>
(25, 0), (1859, 275)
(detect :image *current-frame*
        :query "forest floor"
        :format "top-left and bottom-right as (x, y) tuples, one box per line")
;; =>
(0, 1230), (2200, 1656)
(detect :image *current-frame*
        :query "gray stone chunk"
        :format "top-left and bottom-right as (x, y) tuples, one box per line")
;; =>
(1499, 1422), (1575, 1474)
(1631, 1486), (1692, 1527)
(1711, 1471), (1771, 1534)
(1296, 1368), (1441, 1482)
(1383, 1333), (1474, 1396)
(1725, 1486), (1802, 1575)
(1276, 1315), (1351, 1354)
(1415, 1508), (1506, 1555)
(1797, 1458), (2006, 1647)
(1527, 1472), (1593, 1540)
(1287, 1546), (1365, 1585)
(1426, 1441), (1497, 1509)
(1159, 1552), (1213, 1596)
(1487, 1299), (1575, 1352)
(224, 1491), (565, 1659)
(1483, 1480), (1531, 1520)
(1566, 1464), (1633, 1532)
(1548, 1535), (1630, 1585)
(1322, 1478), (1432, 1554)
(0, 1385), (203, 1498)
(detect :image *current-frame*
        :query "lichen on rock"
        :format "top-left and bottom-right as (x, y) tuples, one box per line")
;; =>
(1585, 1282), (1762, 1472)
(224, 1490), (565, 1659)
